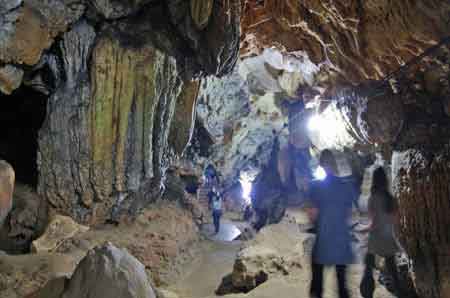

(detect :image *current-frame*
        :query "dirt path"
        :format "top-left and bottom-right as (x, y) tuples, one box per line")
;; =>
(166, 210), (395, 298)
(169, 240), (241, 298)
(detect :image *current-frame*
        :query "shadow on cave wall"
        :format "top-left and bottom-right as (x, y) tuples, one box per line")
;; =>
(0, 86), (48, 187)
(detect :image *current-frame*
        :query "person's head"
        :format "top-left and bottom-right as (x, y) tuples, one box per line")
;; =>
(319, 149), (338, 175)
(371, 167), (396, 213)
(371, 167), (388, 192)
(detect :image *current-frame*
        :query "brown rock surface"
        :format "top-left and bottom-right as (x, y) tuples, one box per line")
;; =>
(31, 215), (89, 253)
(0, 1), (84, 65)
(0, 65), (24, 95)
(0, 160), (14, 227)
(241, 0), (450, 85)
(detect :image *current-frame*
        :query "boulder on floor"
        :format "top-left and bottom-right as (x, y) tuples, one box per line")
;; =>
(61, 243), (156, 298)
(220, 220), (305, 294)
(31, 215), (89, 253)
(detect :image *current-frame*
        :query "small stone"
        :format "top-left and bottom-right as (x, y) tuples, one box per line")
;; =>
(0, 65), (24, 95)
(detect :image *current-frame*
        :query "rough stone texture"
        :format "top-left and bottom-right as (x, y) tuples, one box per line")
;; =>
(0, 252), (77, 298)
(31, 215), (89, 253)
(223, 219), (304, 293)
(38, 21), (183, 224)
(0, 65), (24, 95)
(190, 0), (214, 30)
(61, 243), (156, 298)
(0, 184), (48, 254)
(168, 80), (200, 155)
(335, 82), (405, 145)
(241, 0), (450, 85)
(0, 0), (85, 65)
(53, 202), (200, 286)
(167, 0), (241, 76)
(195, 66), (285, 185)
(392, 148), (450, 298)
(0, 160), (14, 227)
(0, 202), (198, 298)
(89, 0), (154, 19)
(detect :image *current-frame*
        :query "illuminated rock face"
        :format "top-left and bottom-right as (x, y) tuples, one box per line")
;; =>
(241, 0), (450, 85)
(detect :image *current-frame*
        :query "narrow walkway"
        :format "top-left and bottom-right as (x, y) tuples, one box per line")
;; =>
(169, 240), (241, 298)
(201, 218), (243, 242)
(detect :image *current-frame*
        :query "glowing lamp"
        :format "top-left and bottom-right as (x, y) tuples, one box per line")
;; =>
(313, 166), (327, 180)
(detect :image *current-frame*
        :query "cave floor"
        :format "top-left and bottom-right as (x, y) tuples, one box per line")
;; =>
(166, 209), (395, 298)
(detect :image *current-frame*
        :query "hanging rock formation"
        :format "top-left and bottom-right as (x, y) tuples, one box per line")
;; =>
(0, 0), (241, 225)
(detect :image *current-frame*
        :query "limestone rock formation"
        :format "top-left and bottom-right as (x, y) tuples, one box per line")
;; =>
(38, 20), (183, 224)
(31, 215), (89, 253)
(169, 80), (200, 155)
(221, 220), (304, 294)
(167, 0), (241, 76)
(0, 0), (85, 66)
(392, 148), (450, 298)
(334, 82), (405, 146)
(0, 160), (14, 227)
(241, 0), (450, 85)
(0, 183), (48, 254)
(61, 243), (156, 298)
(196, 66), (285, 185)
(0, 65), (24, 95)
(89, 0), (154, 19)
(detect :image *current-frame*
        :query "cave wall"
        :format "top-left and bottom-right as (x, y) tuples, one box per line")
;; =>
(38, 21), (184, 224)
(0, 0), (241, 224)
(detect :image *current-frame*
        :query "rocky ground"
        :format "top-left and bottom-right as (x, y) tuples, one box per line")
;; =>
(0, 201), (399, 298)
(0, 199), (202, 298)
(157, 209), (396, 298)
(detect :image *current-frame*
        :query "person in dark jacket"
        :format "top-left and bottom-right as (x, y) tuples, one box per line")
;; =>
(308, 149), (359, 298)
(208, 187), (223, 234)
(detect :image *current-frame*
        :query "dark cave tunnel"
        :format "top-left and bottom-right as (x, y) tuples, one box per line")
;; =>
(0, 86), (48, 187)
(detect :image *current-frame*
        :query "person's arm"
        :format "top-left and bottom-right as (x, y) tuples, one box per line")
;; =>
(359, 195), (375, 233)
(305, 182), (319, 223)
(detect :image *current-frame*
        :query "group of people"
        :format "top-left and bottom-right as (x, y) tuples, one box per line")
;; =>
(201, 149), (404, 298)
(204, 164), (224, 235)
(307, 149), (403, 298)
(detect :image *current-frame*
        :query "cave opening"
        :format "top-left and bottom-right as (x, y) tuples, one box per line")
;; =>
(0, 86), (48, 187)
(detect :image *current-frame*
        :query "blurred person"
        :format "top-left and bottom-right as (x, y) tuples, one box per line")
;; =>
(360, 167), (403, 298)
(308, 149), (359, 298)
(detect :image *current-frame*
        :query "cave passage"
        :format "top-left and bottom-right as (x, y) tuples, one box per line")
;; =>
(0, 86), (48, 187)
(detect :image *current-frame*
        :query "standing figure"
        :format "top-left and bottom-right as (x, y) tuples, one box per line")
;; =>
(204, 164), (219, 187)
(360, 167), (402, 298)
(308, 149), (359, 298)
(208, 187), (223, 234)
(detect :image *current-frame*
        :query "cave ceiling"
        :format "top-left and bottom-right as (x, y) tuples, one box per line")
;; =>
(240, 0), (450, 90)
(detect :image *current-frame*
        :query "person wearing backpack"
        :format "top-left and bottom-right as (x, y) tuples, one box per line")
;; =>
(208, 187), (223, 234)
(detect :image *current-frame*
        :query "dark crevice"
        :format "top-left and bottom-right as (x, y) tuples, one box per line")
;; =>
(0, 85), (48, 187)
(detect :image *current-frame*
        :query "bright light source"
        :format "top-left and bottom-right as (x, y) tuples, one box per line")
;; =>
(239, 174), (253, 205)
(306, 103), (356, 150)
(313, 166), (327, 180)
(308, 114), (323, 131)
